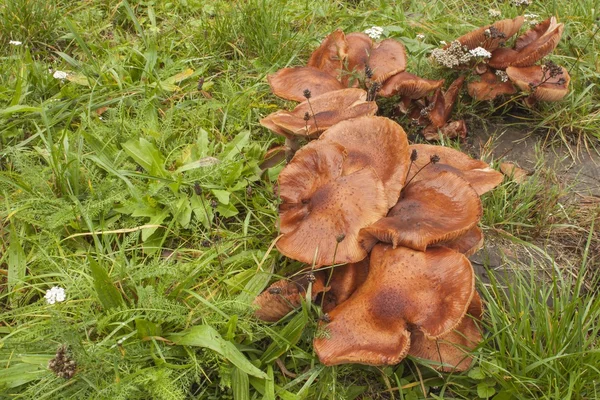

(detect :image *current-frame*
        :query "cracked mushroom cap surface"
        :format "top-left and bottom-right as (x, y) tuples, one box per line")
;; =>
(260, 89), (378, 138)
(406, 144), (504, 195)
(319, 116), (411, 208)
(314, 245), (475, 366)
(506, 65), (570, 101)
(368, 39), (408, 83)
(408, 291), (483, 371)
(379, 71), (445, 98)
(277, 141), (388, 266)
(307, 29), (348, 79)
(268, 67), (345, 102)
(360, 170), (482, 252)
(454, 16), (525, 52)
(467, 71), (517, 101)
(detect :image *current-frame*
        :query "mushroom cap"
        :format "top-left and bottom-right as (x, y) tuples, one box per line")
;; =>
(453, 16), (525, 52)
(260, 89), (378, 138)
(500, 162), (529, 183)
(406, 144), (504, 195)
(322, 258), (370, 313)
(314, 245), (475, 366)
(260, 146), (288, 170)
(341, 32), (373, 86)
(489, 17), (564, 69)
(506, 65), (570, 101)
(319, 116), (411, 208)
(253, 272), (328, 322)
(467, 71), (517, 101)
(434, 225), (484, 257)
(379, 71), (444, 99)
(426, 76), (465, 128)
(368, 39), (407, 83)
(360, 170), (482, 252)
(308, 29), (349, 79)
(268, 67), (345, 102)
(277, 141), (388, 266)
(408, 291), (483, 371)
(422, 120), (468, 141)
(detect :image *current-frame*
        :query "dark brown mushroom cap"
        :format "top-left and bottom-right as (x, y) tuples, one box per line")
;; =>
(506, 65), (570, 101)
(426, 76), (465, 128)
(341, 32), (373, 86)
(433, 226), (484, 257)
(408, 291), (483, 371)
(268, 67), (345, 102)
(308, 29), (349, 79)
(260, 89), (378, 138)
(467, 71), (517, 101)
(319, 116), (411, 208)
(379, 71), (444, 98)
(360, 170), (482, 252)
(489, 17), (564, 69)
(453, 16), (525, 52)
(368, 39), (407, 83)
(253, 272), (328, 322)
(314, 245), (475, 366)
(322, 258), (370, 313)
(277, 141), (388, 266)
(406, 144), (504, 195)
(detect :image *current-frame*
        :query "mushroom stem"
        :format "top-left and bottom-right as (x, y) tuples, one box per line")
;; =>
(284, 137), (302, 162)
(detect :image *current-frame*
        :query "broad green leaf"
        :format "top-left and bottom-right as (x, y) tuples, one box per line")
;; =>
(235, 262), (273, 305)
(169, 325), (268, 379)
(211, 189), (231, 205)
(477, 382), (496, 399)
(190, 194), (214, 229)
(0, 363), (46, 390)
(7, 224), (26, 292)
(66, 73), (90, 86)
(122, 138), (167, 177)
(232, 367), (250, 400)
(88, 256), (124, 310)
(175, 156), (219, 173)
(249, 376), (300, 400)
(217, 202), (239, 218)
(222, 131), (250, 161)
(468, 367), (486, 380)
(263, 365), (275, 400)
(260, 311), (308, 365)
(162, 68), (195, 85)
(136, 318), (162, 338)
(0, 105), (41, 116)
(173, 195), (192, 228)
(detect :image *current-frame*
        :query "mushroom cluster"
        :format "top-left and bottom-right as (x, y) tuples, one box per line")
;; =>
(431, 16), (569, 107)
(254, 115), (504, 371)
(261, 29), (443, 153)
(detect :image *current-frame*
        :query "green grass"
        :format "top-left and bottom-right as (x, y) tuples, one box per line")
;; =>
(1, 0), (599, 398)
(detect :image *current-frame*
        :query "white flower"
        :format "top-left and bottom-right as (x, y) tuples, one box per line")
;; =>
(45, 286), (66, 304)
(9, 40), (22, 46)
(511, 0), (531, 5)
(488, 9), (502, 17)
(469, 47), (492, 58)
(53, 70), (68, 80)
(416, 33), (426, 40)
(364, 26), (384, 40)
(440, 40), (447, 45)
(495, 70), (509, 82)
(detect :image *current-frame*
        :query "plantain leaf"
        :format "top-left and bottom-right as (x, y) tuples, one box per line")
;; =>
(232, 367), (250, 400)
(88, 256), (124, 310)
(260, 310), (308, 365)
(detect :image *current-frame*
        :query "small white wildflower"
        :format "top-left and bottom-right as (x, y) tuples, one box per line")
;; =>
(495, 70), (509, 82)
(488, 9), (502, 18)
(53, 70), (68, 80)
(511, 0), (531, 6)
(9, 40), (22, 46)
(524, 13), (539, 19)
(416, 33), (425, 40)
(528, 20), (539, 25)
(364, 26), (384, 40)
(431, 40), (473, 68)
(45, 286), (66, 305)
(440, 40), (447, 45)
(469, 47), (492, 58)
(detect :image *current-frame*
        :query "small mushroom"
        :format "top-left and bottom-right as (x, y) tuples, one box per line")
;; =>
(267, 67), (345, 102)
(505, 64), (570, 103)
(379, 71), (444, 99)
(406, 144), (504, 195)
(467, 71), (517, 101)
(277, 141), (388, 266)
(313, 245), (475, 366)
(307, 29), (349, 79)
(319, 116), (411, 208)
(408, 291), (483, 371)
(360, 170), (482, 252)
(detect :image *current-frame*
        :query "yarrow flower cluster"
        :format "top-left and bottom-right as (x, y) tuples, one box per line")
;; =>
(416, 33), (426, 40)
(495, 70), (509, 82)
(53, 70), (68, 80)
(469, 47), (492, 58)
(45, 286), (66, 304)
(524, 13), (539, 25)
(488, 9), (502, 18)
(511, 0), (531, 5)
(9, 40), (22, 46)
(364, 26), (384, 40)
(431, 41), (473, 68)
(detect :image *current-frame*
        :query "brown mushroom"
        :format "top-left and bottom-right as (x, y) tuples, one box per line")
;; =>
(368, 39), (408, 83)
(307, 29), (348, 79)
(253, 272), (328, 322)
(506, 64), (570, 102)
(453, 16), (525, 52)
(406, 144), (504, 195)
(314, 245), (475, 366)
(267, 67), (345, 102)
(408, 291), (483, 371)
(489, 17), (564, 69)
(260, 146), (288, 170)
(433, 226), (484, 257)
(277, 141), (388, 266)
(500, 162), (529, 183)
(422, 120), (468, 141)
(359, 170), (482, 252)
(319, 116), (411, 208)
(379, 72), (444, 99)
(321, 258), (370, 313)
(467, 71), (517, 101)
(341, 32), (373, 86)
(424, 76), (465, 132)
